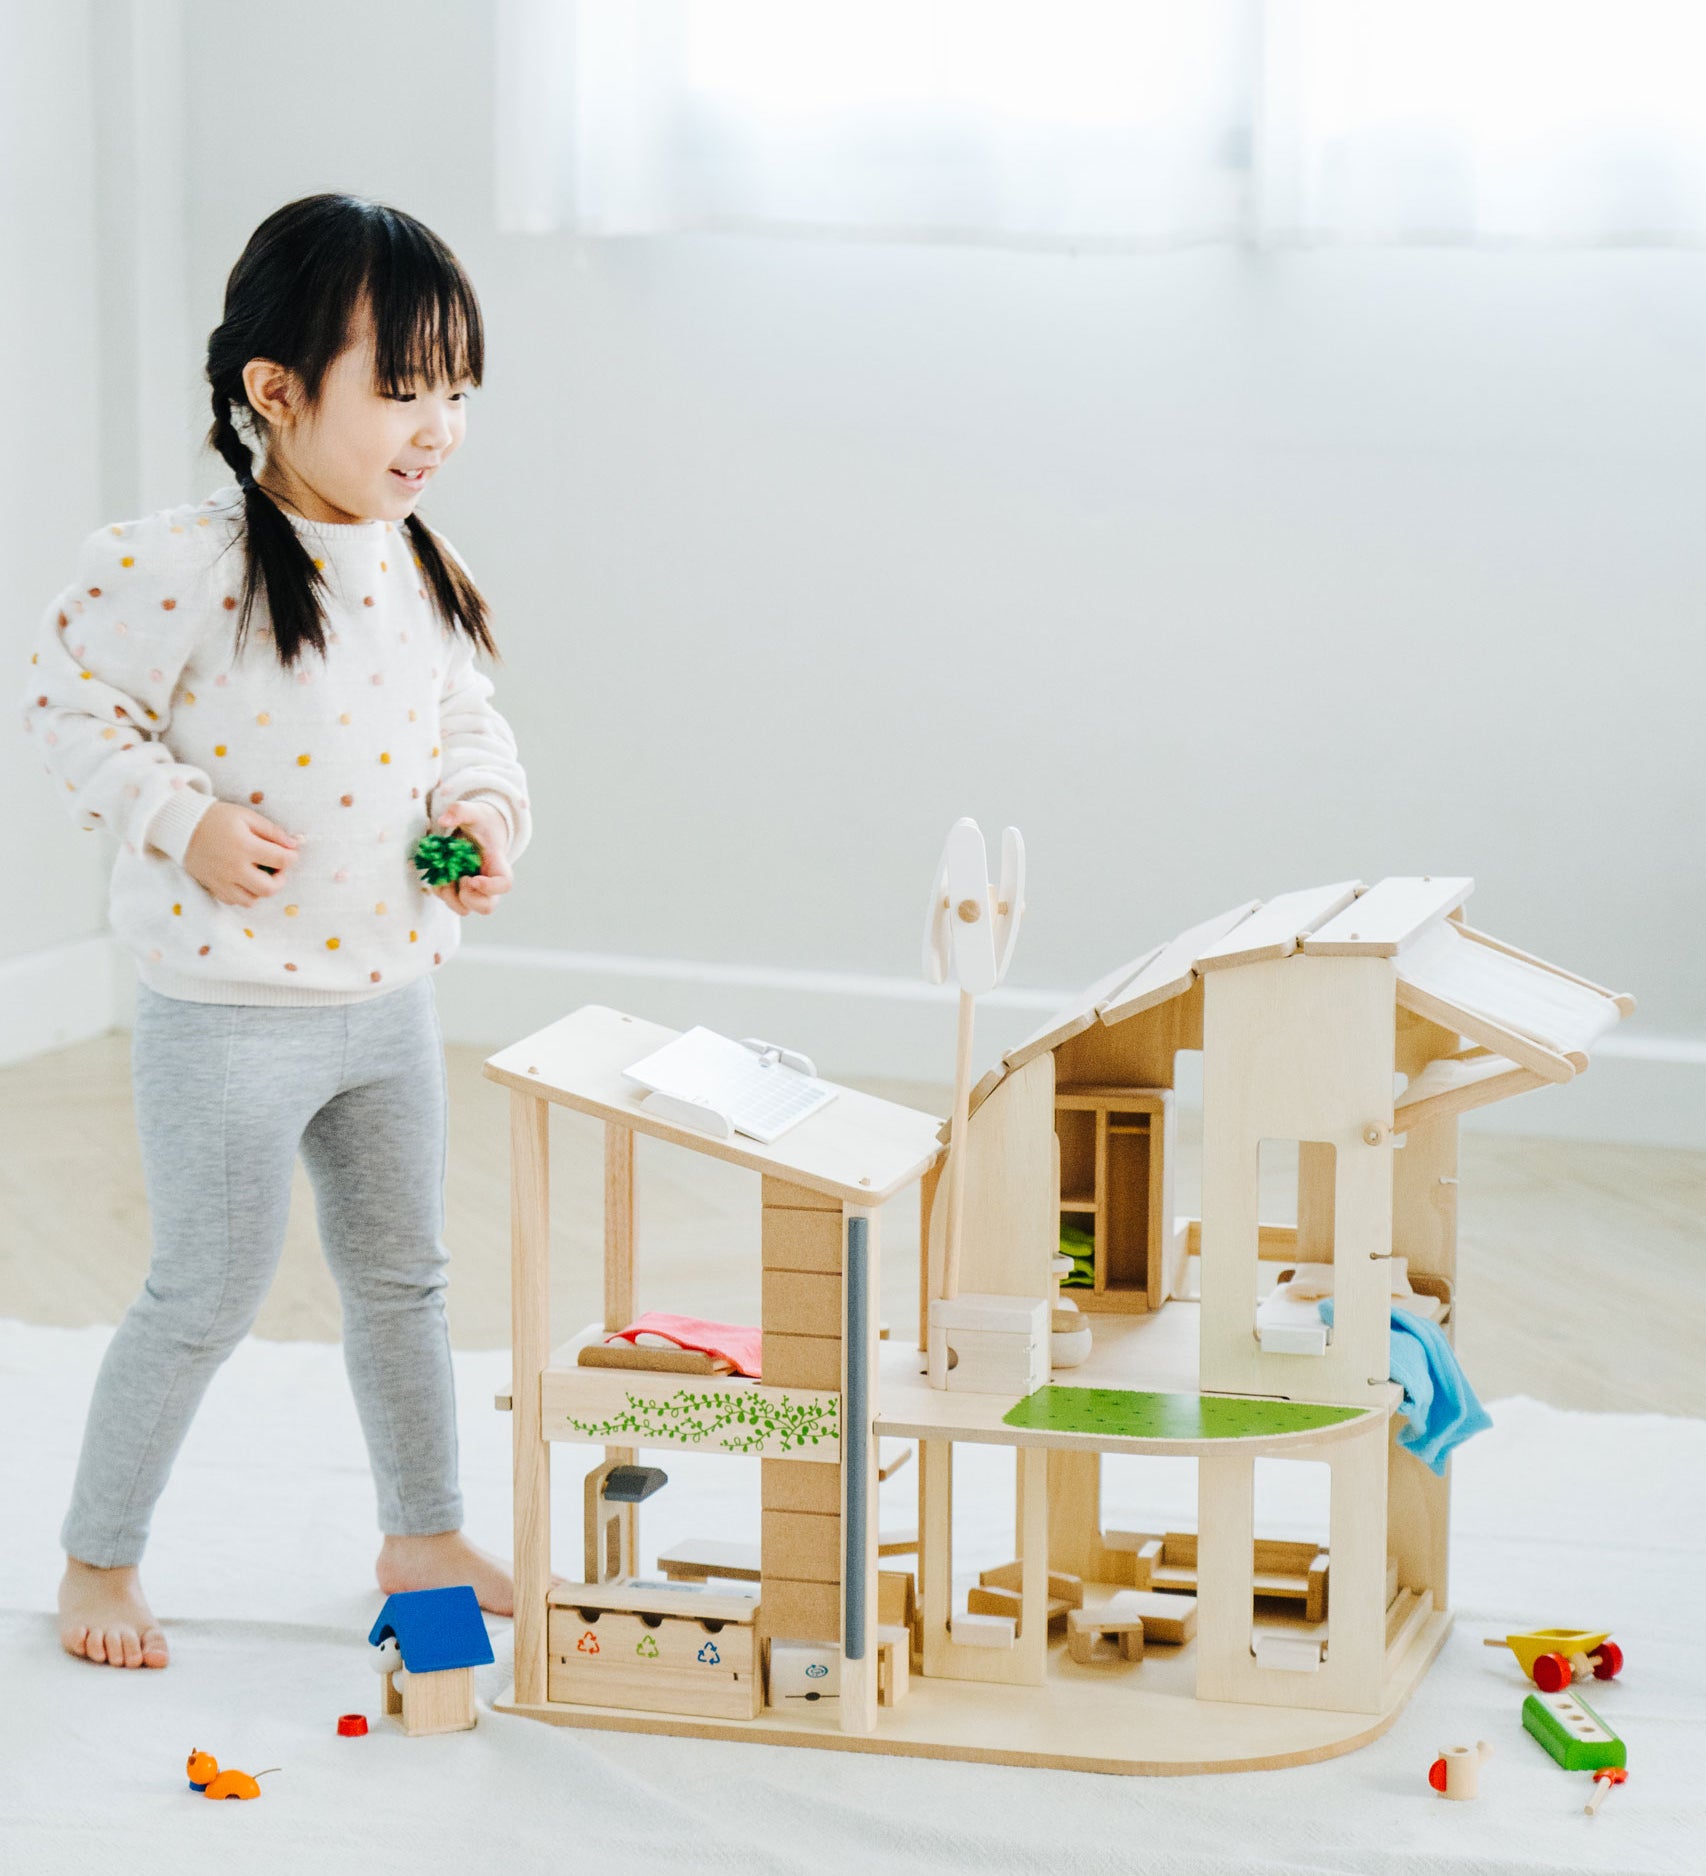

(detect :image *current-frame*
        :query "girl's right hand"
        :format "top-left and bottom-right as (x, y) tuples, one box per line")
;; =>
(181, 801), (302, 906)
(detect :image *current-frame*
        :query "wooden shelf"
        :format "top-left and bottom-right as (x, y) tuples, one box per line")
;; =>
(540, 1325), (840, 1463)
(1054, 1088), (1176, 1318)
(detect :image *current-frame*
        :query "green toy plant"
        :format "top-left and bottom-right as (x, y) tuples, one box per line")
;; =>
(412, 829), (483, 887)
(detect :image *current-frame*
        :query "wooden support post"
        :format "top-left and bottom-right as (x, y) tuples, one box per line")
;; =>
(510, 1091), (551, 1707)
(917, 1155), (942, 1353)
(1014, 1443), (1049, 1683)
(841, 1204), (881, 1735)
(941, 990), (975, 1302)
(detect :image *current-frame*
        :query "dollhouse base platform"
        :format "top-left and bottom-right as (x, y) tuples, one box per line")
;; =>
(495, 1601), (1449, 1775)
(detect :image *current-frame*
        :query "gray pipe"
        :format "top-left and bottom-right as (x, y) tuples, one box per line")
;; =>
(843, 1213), (869, 1662)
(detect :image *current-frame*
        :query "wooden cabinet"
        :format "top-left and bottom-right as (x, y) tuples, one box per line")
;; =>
(1055, 1087), (1175, 1314)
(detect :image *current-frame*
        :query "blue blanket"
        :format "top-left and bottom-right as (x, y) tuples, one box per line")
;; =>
(1318, 1300), (1491, 1475)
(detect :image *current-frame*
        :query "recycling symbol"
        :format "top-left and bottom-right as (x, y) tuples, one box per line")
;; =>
(805, 1661), (828, 1680)
(635, 1633), (660, 1658)
(697, 1640), (721, 1666)
(576, 1630), (600, 1655)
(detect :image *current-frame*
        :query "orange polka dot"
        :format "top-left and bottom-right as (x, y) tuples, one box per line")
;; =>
(408, 709), (417, 722)
(297, 753), (312, 767)
(223, 596), (237, 610)
(380, 560), (388, 572)
(326, 937), (341, 950)
(243, 928), (254, 938)
(250, 791), (265, 804)
(379, 752), (391, 764)
(340, 793), (354, 806)
(256, 712), (270, 725)
(162, 598), (177, 610)
(121, 557), (135, 567)
(409, 930), (418, 942)
(285, 905), (299, 917)
(87, 586), (102, 597)
(183, 692), (196, 705)
(214, 744), (227, 757)
(171, 903), (183, 916)
(375, 902), (388, 915)
(363, 596), (375, 607)
(284, 962), (297, 972)
(431, 746), (439, 757)
(313, 557), (326, 571)
(339, 713), (352, 725)
(370, 970), (383, 983)
(198, 944), (211, 955)
(433, 953), (442, 965)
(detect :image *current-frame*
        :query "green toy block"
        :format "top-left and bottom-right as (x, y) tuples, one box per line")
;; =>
(412, 830), (483, 886)
(1522, 1689), (1626, 1771)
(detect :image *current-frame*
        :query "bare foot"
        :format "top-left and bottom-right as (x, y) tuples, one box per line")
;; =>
(59, 1558), (169, 1669)
(376, 1531), (518, 1617)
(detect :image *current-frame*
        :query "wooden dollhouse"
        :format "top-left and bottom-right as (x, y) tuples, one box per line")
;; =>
(486, 876), (1630, 1774)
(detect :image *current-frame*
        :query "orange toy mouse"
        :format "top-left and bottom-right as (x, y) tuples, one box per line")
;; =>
(185, 1749), (277, 1800)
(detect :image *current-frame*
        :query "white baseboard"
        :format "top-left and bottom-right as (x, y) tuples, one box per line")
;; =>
(0, 936), (126, 1065)
(5, 935), (1702, 1149)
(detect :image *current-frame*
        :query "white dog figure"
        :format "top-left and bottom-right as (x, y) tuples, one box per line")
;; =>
(372, 1634), (407, 1683)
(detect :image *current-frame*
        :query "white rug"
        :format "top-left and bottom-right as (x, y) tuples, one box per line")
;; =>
(1, 1319), (1701, 1876)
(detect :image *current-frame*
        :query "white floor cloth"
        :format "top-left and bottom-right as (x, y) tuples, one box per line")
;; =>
(1, 1319), (1701, 1876)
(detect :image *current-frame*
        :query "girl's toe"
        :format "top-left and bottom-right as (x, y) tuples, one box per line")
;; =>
(141, 1627), (169, 1668)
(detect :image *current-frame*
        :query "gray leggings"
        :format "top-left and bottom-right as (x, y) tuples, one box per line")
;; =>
(61, 977), (463, 1567)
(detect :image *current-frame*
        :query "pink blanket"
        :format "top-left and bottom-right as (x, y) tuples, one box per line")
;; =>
(605, 1312), (764, 1379)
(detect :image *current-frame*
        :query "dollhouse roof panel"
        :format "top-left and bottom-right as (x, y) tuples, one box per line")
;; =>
(1095, 900), (1264, 1026)
(485, 1006), (944, 1202)
(1394, 919), (1630, 1073)
(1194, 882), (1363, 971)
(954, 878), (1630, 1132)
(997, 944), (1165, 1080)
(1300, 876), (1474, 955)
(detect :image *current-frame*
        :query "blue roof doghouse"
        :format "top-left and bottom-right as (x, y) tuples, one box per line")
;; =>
(369, 1586), (494, 1736)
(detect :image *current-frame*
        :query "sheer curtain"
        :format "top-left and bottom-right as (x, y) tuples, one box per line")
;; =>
(496, 0), (1706, 248)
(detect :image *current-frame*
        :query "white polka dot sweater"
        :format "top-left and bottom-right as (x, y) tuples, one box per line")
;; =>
(19, 483), (532, 1006)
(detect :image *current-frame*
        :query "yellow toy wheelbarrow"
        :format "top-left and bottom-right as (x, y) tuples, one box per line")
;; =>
(1484, 1628), (1623, 1693)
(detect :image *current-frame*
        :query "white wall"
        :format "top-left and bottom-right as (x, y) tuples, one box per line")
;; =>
(2, 1), (107, 965)
(10, 0), (1704, 1140)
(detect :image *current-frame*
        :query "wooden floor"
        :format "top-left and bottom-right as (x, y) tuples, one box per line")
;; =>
(2, 1032), (1702, 1418)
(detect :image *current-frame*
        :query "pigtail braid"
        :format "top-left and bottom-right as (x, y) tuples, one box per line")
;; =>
(205, 381), (330, 669)
(403, 512), (498, 660)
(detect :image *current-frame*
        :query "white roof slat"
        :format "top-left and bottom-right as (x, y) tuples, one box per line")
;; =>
(1097, 900), (1263, 1027)
(1195, 881), (1365, 972)
(1301, 876), (1474, 957)
(1396, 920), (1624, 1067)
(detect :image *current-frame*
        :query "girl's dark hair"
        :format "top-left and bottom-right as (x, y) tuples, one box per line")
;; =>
(205, 193), (495, 668)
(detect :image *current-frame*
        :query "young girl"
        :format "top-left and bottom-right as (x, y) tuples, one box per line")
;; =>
(20, 194), (531, 1670)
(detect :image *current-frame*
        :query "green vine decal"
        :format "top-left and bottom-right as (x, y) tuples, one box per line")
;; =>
(561, 1385), (839, 1455)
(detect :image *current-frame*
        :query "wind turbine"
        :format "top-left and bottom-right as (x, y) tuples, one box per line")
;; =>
(923, 817), (1025, 1303)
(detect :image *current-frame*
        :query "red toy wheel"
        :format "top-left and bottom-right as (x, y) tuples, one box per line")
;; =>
(1533, 1652), (1572, 1693)
(1428, 1757), (1449, 1792)
(1591, 1641), (1623, 1680)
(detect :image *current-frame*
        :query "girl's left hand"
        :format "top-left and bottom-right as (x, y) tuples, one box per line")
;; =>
(429, 800), (514, 917)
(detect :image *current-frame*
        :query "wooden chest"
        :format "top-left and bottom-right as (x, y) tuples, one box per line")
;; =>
(547, 1587), (760, 1721)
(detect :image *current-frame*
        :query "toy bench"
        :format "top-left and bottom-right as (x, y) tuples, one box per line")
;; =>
(1107, 1530), (1329, 1625)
